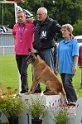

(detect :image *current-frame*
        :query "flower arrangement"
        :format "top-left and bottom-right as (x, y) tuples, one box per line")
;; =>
(0, 85), (27, 124)
(27, 97), (47, 121)
(52, 108), (69, 124)
(0, 95), (26, 119)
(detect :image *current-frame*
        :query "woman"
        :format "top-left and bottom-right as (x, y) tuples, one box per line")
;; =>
(55, 24), (79, 106)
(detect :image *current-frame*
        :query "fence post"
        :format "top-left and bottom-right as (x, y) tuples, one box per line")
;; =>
(2, 46), (4, 56)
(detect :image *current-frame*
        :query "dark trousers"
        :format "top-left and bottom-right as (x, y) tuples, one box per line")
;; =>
(60, 73), (77, 102)
(16, 55), (28, 91)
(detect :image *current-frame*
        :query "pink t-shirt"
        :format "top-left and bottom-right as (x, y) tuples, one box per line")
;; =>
(12, 21), (34, 55)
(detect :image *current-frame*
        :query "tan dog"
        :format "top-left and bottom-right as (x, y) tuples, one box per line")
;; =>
(26, 52), (66, 105)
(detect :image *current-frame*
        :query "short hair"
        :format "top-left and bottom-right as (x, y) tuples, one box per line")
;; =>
(61, 24), (73, 33)
(17, 10), (25, 14)
(17, 10), (26, 17)
(37, 7), (47, 14)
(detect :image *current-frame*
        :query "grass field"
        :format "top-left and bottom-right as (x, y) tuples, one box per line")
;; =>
(0, 55), (82, 98)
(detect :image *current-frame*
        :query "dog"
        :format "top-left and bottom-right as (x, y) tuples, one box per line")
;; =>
(26, 52), (66, 105)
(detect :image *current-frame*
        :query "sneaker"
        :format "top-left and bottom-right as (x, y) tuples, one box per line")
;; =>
(20, 90), (28, 93)
(67, 102), (76, 106)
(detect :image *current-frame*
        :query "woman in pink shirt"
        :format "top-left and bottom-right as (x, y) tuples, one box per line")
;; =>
(12, 10), (34, 93)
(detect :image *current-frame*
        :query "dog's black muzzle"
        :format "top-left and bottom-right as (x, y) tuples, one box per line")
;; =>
(26, 54), (35, 64)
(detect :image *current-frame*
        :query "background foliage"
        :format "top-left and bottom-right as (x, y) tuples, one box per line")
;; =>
(0, 0), (82, 35)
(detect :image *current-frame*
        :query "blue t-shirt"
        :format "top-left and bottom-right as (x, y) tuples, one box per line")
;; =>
(57, 39), (79, 74)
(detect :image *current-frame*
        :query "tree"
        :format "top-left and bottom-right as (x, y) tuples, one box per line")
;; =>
(23, 0), (82, 26)
(73, 19), (82, 35)
(0, 0), (82, 30)
(44, 0), (82, 25)
(0, 3), (15, 28)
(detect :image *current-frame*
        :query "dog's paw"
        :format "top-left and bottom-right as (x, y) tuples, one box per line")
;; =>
(61, 101), (67, 107)
(25, 92), (29, 95)
(25, 90), (34, 95)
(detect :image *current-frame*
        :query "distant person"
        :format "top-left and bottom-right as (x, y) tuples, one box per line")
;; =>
(27, 7), (61, 93)
(55, 24), (79, 106)
(78, 45), (82, 88)
(12, 10), (34, 93)
(78, 45), (82, 68)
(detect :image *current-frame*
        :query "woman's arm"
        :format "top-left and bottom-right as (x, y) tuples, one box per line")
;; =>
(72, 55), (78, 73)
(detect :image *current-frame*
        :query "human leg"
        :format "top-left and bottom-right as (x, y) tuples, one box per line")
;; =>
(33, 48), (54, 93)
(21, 56), (28, 92)
(61, 74), (77, 102)
(16, 55), (22, 74)
(16, 55), (28, 93)
(40, 47), (54, 71)
(39, 48), (55, 92)
(32, 66), (41, 93)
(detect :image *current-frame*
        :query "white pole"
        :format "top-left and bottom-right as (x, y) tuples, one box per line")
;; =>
(2, 3), (4, 25)
(14, 2), (21, 93)
(14, 2), (17, 23)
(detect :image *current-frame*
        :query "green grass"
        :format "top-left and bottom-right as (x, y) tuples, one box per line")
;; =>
(0, 55), (45, 93)
(0, 55), (18, 89)
(0, 55), (82, 98)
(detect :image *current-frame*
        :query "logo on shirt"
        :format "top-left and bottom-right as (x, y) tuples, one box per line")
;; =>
(40, 31), (47, 39)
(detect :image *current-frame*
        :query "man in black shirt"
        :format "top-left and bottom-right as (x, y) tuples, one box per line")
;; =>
(28, 7), (61, 93)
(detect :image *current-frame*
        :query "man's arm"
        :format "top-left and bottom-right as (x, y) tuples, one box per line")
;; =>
(52, 21), (61, 33)
(27, 18), (39, 26)
(13, 34), (16, 39)
(12, 28), (16, 39)
(26, 18), (35, 23)
(55, 57), (59, 75)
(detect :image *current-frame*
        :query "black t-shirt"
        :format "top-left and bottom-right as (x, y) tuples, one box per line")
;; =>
(33, 17), (61, 51)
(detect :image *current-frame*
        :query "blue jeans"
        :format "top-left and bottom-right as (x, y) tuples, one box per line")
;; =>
(38, 47), (54, 71)
(35, 47), (54, 91)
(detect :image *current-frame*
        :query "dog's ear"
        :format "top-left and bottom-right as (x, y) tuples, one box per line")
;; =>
(28, 48), (31, 53)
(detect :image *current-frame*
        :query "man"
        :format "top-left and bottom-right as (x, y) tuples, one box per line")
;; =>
(28, 7), (61, 93)
(12, 10), (34, 93)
